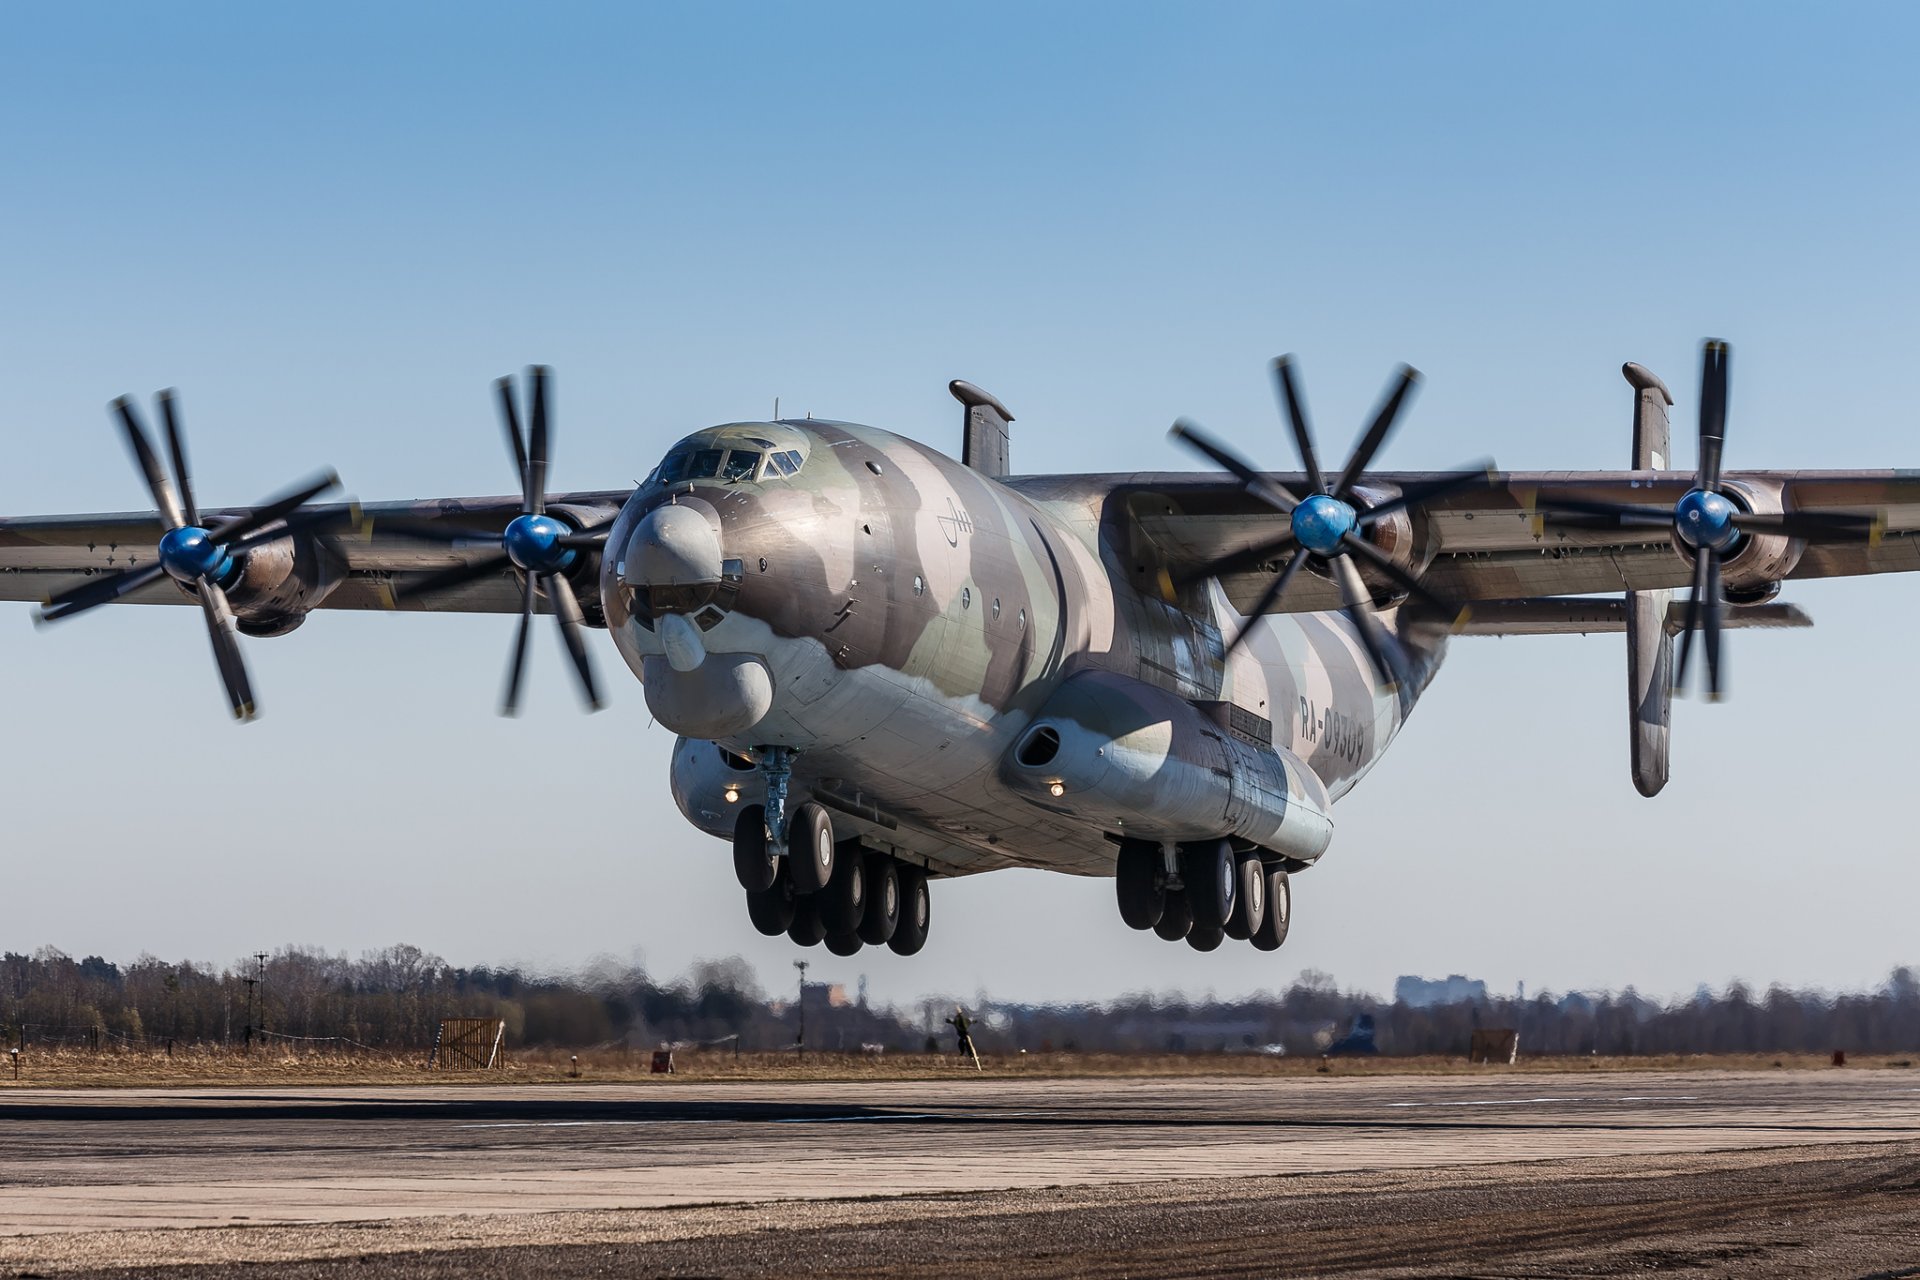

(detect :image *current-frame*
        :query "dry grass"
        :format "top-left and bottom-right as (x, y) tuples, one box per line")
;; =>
(0, 1045), (1911, 1089)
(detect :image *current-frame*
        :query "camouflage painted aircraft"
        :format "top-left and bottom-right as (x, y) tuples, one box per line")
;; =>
(4, 343), (1914, 957)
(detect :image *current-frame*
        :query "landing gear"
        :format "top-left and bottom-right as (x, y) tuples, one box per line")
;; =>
(1251, 866), (1291, 952)
(1115, 839), (1164, 929)
(734, 792), (931, 955)
(1153, 889), (1193, 941)
(1224, 852), (1265, 941)
(1187, 922), (1224, 952)
(1184, 839), (1236, 932)
(786, 802), (835, 893)
(733, 805), (777, 892)
(889, 865), (931, 956)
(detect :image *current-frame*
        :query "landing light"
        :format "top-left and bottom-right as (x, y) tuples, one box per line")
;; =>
(724, 785), (741, 804)
(1048, 782), (1066, 798)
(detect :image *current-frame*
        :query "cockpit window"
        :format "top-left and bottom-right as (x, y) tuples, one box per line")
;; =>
(722, 450), (762, 482)
(770, 449), (805, 476)
(653, 438), (804, 488)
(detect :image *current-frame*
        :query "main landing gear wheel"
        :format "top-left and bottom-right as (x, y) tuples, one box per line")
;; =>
(1115, 838), (1164, 930)
(745, 862), (796, 937)
(1184, 839), (1235, 932)
(1251, 866), (1291, 952)
(787, 802), (835, 894)
(858, 854), (901, 946)
(1224, 851), (1265, 941)
(786, 895), (826, 947)
(1153, 889), (1193, 941)
(1187, 922), (1225, 952)
(732, 804), (777, 893)
(889, 865), (931, 956)
(817, 839), (867, 935)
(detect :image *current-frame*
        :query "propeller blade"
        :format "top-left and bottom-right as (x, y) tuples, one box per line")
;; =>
(1702, 548), (1724, 700)
(394, 550), (514, 604)
(1698, 340), (1729, 493)
(526, 365), (550, 515)
(1356, 463), (1500, 525)
(1330, 553), (1406, 698)
(1222, 551), (1308, 660)
(1176, 530), (1299, 588)
(500, 574), (536, 716)
(1168, 420), (1299, 512)
(1673, 549), (1712, 696)
(222, 504), (364, 558)
(207, 472), (341, 546)
(196, 580), (257, 721)
(1338, 531), (1469, 627)
(111, 396), (186, 531)
(38, 562), (169, 622)
(496, 375), (529, 490)
(1332, 365), (1420, 502)
(156, 389), (199, 528)
(1731, 509), (1885, 542)
(1271, 356), (1326, 494)
(546, 573), (604, 711)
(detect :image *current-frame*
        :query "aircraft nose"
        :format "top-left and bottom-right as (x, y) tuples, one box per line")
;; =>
(623, 503), (723, 608)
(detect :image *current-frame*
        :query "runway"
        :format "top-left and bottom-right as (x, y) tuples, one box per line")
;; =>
(4, 1069), (1920, 1276)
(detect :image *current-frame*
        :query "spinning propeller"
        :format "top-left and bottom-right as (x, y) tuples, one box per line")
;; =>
(395, 367), (611, 715)
(38, 391), (342, 721)
(1532, 341), (1878, 700)
(1170, 357), (1492, 695)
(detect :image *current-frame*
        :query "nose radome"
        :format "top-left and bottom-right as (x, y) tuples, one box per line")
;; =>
(625, 504), (723, 592)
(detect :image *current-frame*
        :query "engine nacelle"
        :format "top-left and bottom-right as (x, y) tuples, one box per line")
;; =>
(166, 529), (345, 637)
(1001, 670), (1333, 863)
(1705, 479), (1803, 593)
(669, 735), (763, 837)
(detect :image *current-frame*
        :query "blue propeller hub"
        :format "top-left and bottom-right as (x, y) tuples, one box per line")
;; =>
(1674, 488), (1740, 552)
(1291, 493), (1359, 557)
(157, 526), (233, 584)
(503, 513), (576, 574)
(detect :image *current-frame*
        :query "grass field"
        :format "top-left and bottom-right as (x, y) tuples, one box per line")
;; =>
(0, 1045), (1910, 1088)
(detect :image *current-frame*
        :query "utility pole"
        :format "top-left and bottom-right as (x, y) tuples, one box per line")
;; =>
(254, 953), (268, 1042)
(793, 959), (809, 1063)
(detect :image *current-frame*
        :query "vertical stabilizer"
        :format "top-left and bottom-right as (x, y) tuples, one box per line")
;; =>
(950, 380), (1013, 478)
(1623, 361), (1674, 797)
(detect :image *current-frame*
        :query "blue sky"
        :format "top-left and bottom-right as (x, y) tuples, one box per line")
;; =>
(2, 4), (1917, 1007)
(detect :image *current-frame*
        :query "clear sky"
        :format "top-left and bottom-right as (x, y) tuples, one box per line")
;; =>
(2, 3), (1916, 1009)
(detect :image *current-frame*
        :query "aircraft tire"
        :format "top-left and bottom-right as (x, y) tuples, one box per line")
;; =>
(858, 855), (901, 945)
(1183, 839), (1236, 932)
(888, 866), (931, 956)
(817, 839), (868, 935)
(746, 864), (796, 936)
(787, 802), (836, 894)
(1223, 851), (1265, 941)
(732, 805), (778, 892)
(1115, 839), (1164, 930)
(1186, 922), (1225, 952)
(824, 931), (863, 956)
(1251, 867), (1291, 952)
(1153, 889), (1193, 941)
(786, 895), (827, 947)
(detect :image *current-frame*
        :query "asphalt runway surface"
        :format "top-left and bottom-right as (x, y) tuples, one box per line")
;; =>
(4, 1070), (1920, 1277)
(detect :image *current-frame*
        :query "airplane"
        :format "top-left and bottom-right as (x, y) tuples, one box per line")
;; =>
(3, 342), (1912, 958)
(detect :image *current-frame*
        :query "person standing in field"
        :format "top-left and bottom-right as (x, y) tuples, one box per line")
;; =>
(946, 1006), (982, 1071)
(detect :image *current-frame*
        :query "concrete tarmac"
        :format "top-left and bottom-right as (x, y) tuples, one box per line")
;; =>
(3, 1069), (1919, 1275)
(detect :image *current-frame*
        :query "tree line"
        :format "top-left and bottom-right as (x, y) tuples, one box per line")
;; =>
(5, 945), (1920, 1057)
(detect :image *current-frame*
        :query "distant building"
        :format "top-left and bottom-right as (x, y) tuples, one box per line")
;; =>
(1394, 974), (1489, 1008)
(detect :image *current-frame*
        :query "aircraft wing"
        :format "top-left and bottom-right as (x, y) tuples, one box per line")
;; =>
(0, 492), (629, 616)
(1095, 470), (1920, 614)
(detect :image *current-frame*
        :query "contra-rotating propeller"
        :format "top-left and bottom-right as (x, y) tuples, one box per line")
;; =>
(38, 391), (342, 720)
(394, 367), (612, 716)
(1169, 357), (1493, 696)
(1532, 341), (1879, 700)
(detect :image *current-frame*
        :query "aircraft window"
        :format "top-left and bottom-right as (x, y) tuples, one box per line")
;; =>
(723, 450), (762, 482)
(961, 587), (972, 610)
(780, 450), (805, 473)
(657, 452), (689, 485)
(688, 449), (725, 479)
(768, 452), (796, 477)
